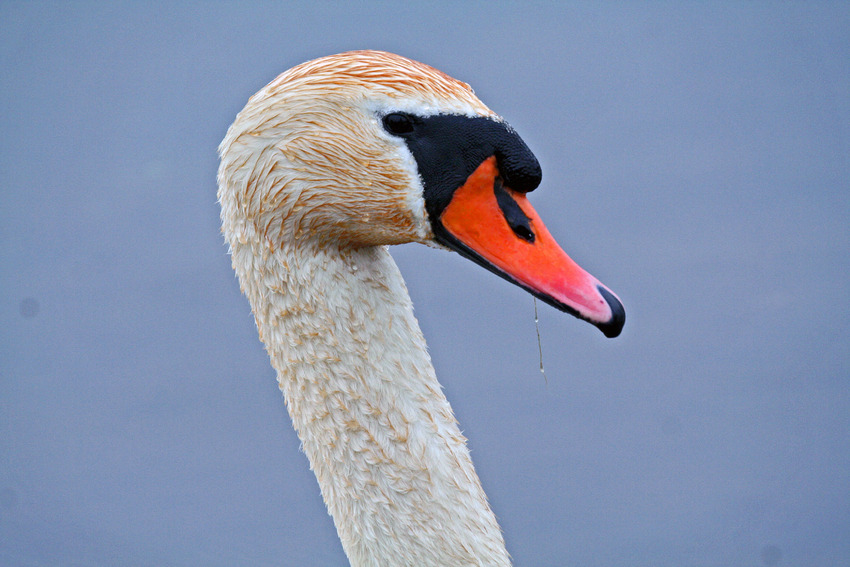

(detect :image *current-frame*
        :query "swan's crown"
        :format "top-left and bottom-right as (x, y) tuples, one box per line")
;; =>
(217, 50), (493, 250)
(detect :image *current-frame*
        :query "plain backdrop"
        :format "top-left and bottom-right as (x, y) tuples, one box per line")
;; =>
(1, 2), (848, 566)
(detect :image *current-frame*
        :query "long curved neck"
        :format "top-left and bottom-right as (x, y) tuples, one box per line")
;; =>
(231, 238), (510, 567)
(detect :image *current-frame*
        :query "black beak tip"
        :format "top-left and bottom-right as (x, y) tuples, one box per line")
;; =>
(596, 286), (625, 338)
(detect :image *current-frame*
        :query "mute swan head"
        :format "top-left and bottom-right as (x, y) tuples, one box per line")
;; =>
(218, 50), (624, 336)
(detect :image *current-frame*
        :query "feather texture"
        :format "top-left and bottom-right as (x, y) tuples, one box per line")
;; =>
(218, 51), (511, 566)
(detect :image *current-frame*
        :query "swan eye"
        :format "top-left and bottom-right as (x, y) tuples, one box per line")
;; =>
(382, 113), (415, 135)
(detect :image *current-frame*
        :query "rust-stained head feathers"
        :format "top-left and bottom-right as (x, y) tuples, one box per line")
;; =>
(261, 50), (492, 116)
(217, 50), (494, 250)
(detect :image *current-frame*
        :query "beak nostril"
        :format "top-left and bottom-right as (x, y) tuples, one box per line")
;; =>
(512, 224), (534, 242)
(493, 177), (535, 243)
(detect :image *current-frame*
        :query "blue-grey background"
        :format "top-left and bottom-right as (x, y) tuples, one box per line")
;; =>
(2, 2), (848, 566)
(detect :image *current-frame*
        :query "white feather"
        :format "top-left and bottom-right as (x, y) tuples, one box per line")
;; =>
(218, 51), (511, 566)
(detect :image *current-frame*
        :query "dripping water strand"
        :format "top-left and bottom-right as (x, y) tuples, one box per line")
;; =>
(534, 298), (547, 384)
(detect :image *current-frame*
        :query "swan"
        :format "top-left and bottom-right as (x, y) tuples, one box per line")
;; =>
(217, 50), (624, 567)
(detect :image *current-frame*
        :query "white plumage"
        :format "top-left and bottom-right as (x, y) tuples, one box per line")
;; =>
(218, 50), (623, 566)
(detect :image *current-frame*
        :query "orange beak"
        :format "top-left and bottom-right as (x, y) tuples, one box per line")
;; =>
(438, 157), (624, 337)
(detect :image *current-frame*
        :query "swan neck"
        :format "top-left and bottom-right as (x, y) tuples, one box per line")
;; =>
(232, 240), (510, 567)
